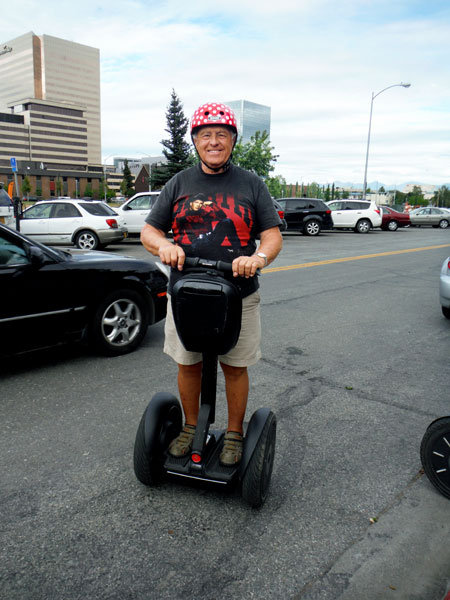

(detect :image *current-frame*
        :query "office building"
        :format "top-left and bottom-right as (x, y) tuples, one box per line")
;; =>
(226, 100), (271, 144)
(0, 32), (102, 198)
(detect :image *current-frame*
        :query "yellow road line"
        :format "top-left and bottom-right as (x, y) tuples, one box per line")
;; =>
(264, 244), (450, 273)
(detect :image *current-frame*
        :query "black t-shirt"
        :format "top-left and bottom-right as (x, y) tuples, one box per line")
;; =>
(146, 163), (281, 298)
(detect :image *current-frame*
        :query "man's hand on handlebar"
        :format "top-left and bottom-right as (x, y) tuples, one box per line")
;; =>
(232, 255), (265, 279)
(159, 243), (185, 271)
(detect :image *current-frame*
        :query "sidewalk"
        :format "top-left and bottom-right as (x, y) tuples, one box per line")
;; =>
(299, 474), (450, 600)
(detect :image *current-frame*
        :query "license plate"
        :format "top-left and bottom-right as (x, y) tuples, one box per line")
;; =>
(123, 231), (128, 238)
(0, 217), (4, 224)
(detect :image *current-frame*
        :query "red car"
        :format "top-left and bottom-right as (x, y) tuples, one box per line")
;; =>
(380, 206), (411, 231)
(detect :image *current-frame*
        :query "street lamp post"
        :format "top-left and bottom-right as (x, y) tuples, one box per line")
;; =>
(362, 82), (411, 200)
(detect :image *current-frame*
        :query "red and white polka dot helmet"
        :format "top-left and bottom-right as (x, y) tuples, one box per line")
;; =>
(190, 102), (238, 135)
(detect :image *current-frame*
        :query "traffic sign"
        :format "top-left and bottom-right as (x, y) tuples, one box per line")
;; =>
(10, 157), (17, 172)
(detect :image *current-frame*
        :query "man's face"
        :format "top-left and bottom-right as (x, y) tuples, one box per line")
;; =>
(191, 199), (203, 211)
(194, 126), (235, 173)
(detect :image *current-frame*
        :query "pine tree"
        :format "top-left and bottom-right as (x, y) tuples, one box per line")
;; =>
(121, 160), (135, 197)
(151, 89), (193, 189)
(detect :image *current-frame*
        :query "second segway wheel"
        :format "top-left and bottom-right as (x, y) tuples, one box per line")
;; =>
(420, 417), (450, 500)
(133, 392), (182, 486)
(242, 411), (277, 508)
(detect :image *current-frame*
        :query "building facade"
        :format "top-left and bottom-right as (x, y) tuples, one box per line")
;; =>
(0, 32), (102, 198)
(225, 100), (271, 144)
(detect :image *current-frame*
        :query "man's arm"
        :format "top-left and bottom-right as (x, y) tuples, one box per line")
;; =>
(232, 226), (283, 279)
(140, 223), (185, 271)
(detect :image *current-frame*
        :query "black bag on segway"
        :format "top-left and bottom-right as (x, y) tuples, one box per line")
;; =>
(171, 271), (242, 355)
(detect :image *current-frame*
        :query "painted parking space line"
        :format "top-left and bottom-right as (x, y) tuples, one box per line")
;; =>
(264, 244), (450, 273)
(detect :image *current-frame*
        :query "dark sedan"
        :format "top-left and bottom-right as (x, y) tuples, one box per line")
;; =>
(380, 206), (411, 231)
(0, 224), (168, 357)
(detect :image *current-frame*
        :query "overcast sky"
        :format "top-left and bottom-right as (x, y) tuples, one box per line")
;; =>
(4, 0), (450, 188)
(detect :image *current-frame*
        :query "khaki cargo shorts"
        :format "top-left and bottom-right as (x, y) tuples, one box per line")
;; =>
(164, 291), (261, 367)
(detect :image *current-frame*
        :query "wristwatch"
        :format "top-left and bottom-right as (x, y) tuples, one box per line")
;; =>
(256, 252), (268, 267)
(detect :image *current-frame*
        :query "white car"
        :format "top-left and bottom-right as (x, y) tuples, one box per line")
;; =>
(326, 200), (382, 233)
(114, 192), (160, 236)
(440, 256), (450, 319)
(20, 199), (128, 250)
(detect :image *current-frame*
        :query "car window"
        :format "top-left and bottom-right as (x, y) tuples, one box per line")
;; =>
(328, 202), (341, 210)
(52, 203), (81, 218)
(276, 200), (287, 210)
(128, 195), (159, 210)
(23, 203), (53, 219)
(0, 232), (29, 265)
(79, 202), (113, 216)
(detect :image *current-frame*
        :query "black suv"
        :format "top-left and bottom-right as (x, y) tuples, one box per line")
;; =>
(275, 198), (333, 236)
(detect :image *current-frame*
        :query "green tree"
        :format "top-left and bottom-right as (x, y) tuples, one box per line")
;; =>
(266, 174), (287, 198)
(151, 89), (193, 189)
(433, 185), (450, 207)
(22, 175), (32, 198)
(121, 160), (135, 197)
(36, 186), (42, 199)
(308, 182), (322, 198)
(324, 184), (331, 202)
(56, 176), (63, 196)
(83, 183), (93, 198)
(232, 131), (278, 179)
(407, 185), (426, 207)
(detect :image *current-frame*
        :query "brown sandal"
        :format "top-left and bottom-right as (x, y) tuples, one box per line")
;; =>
(220, 431), (243, 466)
(168, 424), (196, 457)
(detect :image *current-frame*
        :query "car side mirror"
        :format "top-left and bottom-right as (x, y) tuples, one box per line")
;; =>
(28, 245), (48, 266)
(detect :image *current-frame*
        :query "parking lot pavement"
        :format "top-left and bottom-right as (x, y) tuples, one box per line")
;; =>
(297, 479), (450, 600)
(1, 227), (450, 599)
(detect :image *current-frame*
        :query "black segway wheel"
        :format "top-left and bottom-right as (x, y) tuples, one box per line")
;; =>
(242, 412), (276, 508)
(420, 417), (450, 500)
(133, 393), (182, 486)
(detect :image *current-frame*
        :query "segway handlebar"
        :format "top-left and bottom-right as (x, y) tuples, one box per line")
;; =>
(183, 256), (233, 273)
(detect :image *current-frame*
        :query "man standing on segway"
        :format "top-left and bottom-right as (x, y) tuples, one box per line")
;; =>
(141, 102), (282, 466)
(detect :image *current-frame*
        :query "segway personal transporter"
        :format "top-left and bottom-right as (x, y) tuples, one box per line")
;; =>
(133, 257), (276, 508)
(420, 417), (450, 500)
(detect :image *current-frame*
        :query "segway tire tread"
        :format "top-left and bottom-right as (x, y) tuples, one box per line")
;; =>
(242, 412), (276, 508)
(420, 416), (450, 500)
(134, 413), (159, 485)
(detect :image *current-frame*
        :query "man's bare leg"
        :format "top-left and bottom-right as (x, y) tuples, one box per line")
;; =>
(177, 362), (202, 425)
(220, 363), (249, 433)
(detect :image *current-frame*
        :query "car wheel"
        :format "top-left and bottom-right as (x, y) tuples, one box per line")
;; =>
(442, 306), (450, 319)
(355, 219), (371, 233)
(388, 220), (398, 231)
(303, 219), (321, 236)
(75, 230), (100, 250)
(439, 220), (449, 229)
(90, 288), (150, 356)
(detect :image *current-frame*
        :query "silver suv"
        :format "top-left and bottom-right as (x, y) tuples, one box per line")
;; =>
(326, 200), (382, 233)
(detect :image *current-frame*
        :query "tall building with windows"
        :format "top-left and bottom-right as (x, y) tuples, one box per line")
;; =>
(226, 100), (271, 144)
(0, 32), (101, 165)
(0, 32), (102, 197)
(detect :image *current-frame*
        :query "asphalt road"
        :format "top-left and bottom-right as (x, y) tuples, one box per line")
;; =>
(1, 226), (450, 600)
